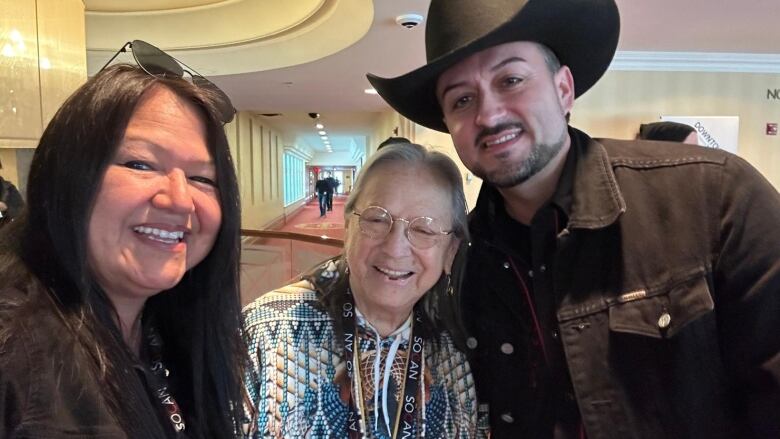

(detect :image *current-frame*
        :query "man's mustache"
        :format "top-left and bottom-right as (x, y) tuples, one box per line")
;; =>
(475, 122), (524, 147)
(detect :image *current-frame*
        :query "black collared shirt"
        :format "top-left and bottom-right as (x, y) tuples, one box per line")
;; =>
(467, 132), (584, 438)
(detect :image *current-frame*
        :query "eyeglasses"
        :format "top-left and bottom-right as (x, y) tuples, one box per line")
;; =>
(352, 205), (453, 249)
(100, 40), (236, 123)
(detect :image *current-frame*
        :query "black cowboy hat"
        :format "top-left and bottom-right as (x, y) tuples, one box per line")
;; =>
(367, 0), (620, 133)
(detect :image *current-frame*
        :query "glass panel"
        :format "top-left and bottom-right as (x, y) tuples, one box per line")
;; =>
(240, 234), (342, 306)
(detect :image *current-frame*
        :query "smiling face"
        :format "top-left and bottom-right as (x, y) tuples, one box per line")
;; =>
(344, 162), (459, 322)
(437, 41), (574, 188)
(87, 85), (222, 311)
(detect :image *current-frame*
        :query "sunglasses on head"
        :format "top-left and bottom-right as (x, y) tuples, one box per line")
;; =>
(100, 39), (236, 124)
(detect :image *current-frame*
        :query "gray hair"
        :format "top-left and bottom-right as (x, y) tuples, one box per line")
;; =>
(536, 42), (562, 75)
(332, 142), (470, 344)
(345, 142), (469, 243)
(535, 43), (570, 122)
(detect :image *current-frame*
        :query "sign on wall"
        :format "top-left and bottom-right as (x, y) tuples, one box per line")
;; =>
(661, 116), (740, 155)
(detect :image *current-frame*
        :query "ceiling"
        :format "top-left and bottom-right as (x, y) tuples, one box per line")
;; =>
(84, 0), (224, 13)
(84, 0), (780, 156)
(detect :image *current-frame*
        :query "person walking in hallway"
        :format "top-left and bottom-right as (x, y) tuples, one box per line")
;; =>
(325, 172), (338, 211)
(315, 173), (330, 217)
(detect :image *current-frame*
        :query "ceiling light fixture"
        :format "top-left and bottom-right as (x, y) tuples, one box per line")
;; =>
(318, 130), (327, 135)
(364, 88), (378, 94)
(315, 123), (324, 129)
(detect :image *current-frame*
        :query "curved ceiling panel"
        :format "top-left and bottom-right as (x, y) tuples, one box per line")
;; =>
(86, 0), (372, 76)
(84, 0), (227, 13)
(87, 0), (328, 49)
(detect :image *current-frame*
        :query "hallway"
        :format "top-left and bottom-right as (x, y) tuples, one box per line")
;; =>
(276, 194), (347, 241)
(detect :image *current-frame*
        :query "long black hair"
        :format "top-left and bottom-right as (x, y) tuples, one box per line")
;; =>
(2, 64), (245, 438)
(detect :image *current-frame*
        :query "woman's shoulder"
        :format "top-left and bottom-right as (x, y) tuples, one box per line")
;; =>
(426, 330), (473, 377)
(242, 280), (331, 329)
(0, 285), (51, 341)
(0, 285), (74, 363)
(0, 288), (124, 437)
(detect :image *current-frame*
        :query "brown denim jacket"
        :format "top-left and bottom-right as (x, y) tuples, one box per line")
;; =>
(462, 127), (780, 438)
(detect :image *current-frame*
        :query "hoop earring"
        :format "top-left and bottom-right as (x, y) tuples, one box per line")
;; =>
(445, 273), (453, 296)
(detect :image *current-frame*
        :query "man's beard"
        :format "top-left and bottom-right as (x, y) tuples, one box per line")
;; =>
(472, 134), (566, 188)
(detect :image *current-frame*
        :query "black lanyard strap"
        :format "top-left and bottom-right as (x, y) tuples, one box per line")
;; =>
(146, 326), (186, 435)
(342, 288), (425, 438)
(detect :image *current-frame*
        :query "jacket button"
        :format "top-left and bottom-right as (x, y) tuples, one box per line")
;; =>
(503, 262), (510, 269)
(551, 329), (559, 340)
(539, 264), (547, 273)
(528, 270), (534, 278)
(466, 337), (478, 349)
(658, 312), (672, 329)
(500, 412), (514, 423)
(500, 342), (514, 354)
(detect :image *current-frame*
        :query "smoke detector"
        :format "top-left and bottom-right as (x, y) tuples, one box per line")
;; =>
(395, 13), (424, 29)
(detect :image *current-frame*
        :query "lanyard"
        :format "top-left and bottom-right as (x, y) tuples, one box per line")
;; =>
(342, 289), (425, 438)
(146, 326), (186, 435)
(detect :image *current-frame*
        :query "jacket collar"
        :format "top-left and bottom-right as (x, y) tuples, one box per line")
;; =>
(470, 126), (626, 238)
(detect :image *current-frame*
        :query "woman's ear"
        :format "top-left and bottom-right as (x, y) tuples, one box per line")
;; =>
(443, 237), (461, 273)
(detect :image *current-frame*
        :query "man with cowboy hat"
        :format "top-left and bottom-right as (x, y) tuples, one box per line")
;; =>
(368, 0), (780, 437)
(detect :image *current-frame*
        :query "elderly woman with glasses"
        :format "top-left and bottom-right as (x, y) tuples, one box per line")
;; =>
(244, 142), (486, 438)
(0, 42), (244, 438)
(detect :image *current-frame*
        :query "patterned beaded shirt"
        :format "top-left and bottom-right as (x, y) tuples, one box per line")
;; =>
(243, 261), (487, 438)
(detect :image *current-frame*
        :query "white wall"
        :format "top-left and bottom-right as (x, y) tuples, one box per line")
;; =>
(310, 151), (360, 166)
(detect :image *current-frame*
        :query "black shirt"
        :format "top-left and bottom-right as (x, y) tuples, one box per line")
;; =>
(474, 141), (584, 438)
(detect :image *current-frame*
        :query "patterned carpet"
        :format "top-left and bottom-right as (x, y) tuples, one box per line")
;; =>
(279, 195), (346, 240)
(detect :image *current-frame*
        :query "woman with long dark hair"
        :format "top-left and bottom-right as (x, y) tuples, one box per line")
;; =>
(0, 58), (245, 438)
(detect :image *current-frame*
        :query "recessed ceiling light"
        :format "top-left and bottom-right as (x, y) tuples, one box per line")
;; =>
(315, 123), (324, 129)
(364, 88), (378, 95)
(321, 136), (328, 140)
(318, 130), (327, 135)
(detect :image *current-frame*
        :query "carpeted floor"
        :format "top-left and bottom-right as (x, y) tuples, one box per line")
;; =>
(277, 195), (346, 240)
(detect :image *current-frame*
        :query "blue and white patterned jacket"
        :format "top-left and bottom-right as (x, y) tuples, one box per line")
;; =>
(243, 271), (487, 438)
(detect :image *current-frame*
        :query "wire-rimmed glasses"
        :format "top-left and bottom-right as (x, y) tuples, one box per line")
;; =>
(352, 205), (453, 249)
(100, 39), (236, 123)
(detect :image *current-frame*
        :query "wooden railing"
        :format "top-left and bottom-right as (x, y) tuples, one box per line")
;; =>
(239, 229), (343, 305)
(240, 229), (344, 247)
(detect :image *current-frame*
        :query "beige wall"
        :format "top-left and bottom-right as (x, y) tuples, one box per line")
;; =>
(574, 70), (780, 189)
(408, 69), (780, 210)
(413, 125), (485, 211)
(369, 110), (414, 155)
(0, 0), (87, 186)
(225, 112), (286, 230)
